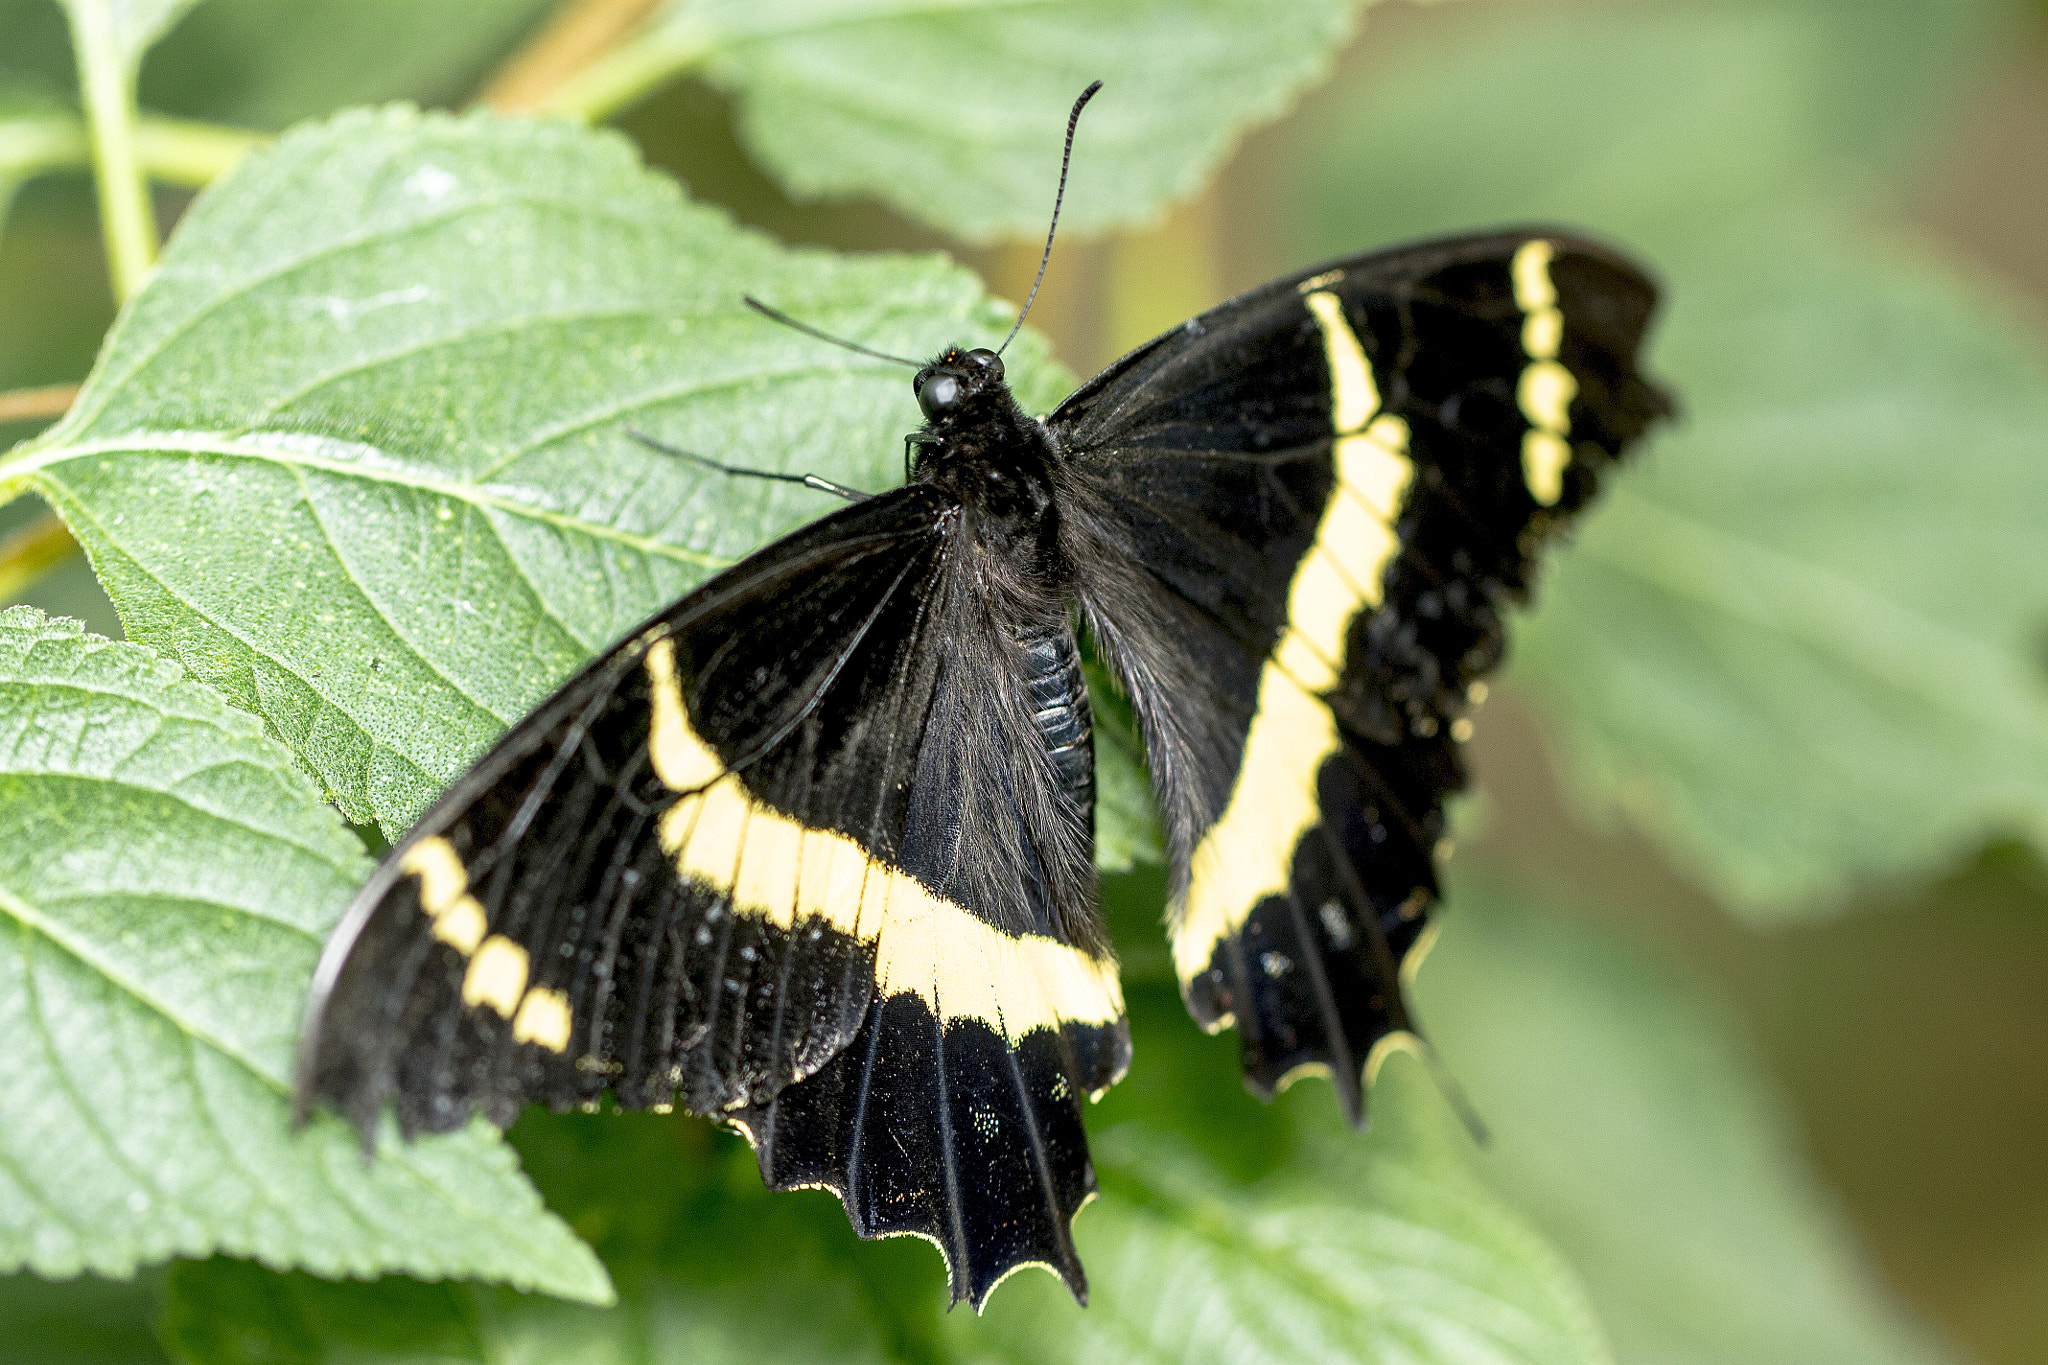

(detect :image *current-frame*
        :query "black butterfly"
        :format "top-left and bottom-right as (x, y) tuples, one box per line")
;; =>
(295, 85), (1671, 1307)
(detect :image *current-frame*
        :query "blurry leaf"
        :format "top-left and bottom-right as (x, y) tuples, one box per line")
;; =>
(1528, 221), (2048, 911)
(0, 107), (1081, 842)
(0, 1270), (169, 1365)
(1284, 0), (2003, 254)
(141, 0), (559, 131)
(1284, 0), (2048, 916)
(0, 1), (79, 97)
(633, 0), (1372, 241)
(160, 1116), (920, 1364)
(1085, 660), (1162, 872)
(953, 1044), (1611, 1365)
(0, 607), (608, 1302)
(1415, 872), (1961, 1365)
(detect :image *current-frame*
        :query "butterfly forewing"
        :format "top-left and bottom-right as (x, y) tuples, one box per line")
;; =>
(1056, 230), (1670, 1120)
(296, 483), (1128, 1308)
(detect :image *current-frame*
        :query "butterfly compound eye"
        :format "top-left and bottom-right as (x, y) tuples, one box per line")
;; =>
(917, 372), (962, 419)
(964, 348), (1004, 380)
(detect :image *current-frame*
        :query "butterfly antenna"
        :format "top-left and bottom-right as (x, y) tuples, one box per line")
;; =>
(741, 296), (922, 368)
(997, 79), (1103, 356)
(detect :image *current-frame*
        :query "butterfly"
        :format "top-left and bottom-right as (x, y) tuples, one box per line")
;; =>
(294, 84), (1671, 1307)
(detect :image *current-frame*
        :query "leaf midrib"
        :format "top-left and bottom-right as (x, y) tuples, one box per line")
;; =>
(15, 431), (733, 569)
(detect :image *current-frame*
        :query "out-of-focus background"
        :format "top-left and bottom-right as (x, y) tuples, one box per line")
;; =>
(3, 0), (2046, 1361)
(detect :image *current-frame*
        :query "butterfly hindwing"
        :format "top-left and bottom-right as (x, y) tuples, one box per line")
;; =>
(736, 566), (1128, 1306)
(1056, 230), (1670, 1119)
(295, 483), (1128, 1307)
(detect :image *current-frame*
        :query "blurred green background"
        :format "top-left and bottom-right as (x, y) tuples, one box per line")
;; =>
(3, 0), (2046, 1361)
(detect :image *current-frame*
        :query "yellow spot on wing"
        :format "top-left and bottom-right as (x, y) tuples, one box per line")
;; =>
(433, 898), (487, 955)
(512, 987), (573, 1051)
(463, 935), (530, 1016)
(732, 802), (805, 929)
(872, 882), (1125, 1036)
(399, 836), (489, 955)
(1522, 432), (1571, 507)
(1522, 306), (1563, 361)
(1512, 238), (1577, 506)
(1519, 361), (1578, 432)
(1512, 239), (1558, 311)
(399, 838), (466, 913)
(1296, 267), (1345, 293)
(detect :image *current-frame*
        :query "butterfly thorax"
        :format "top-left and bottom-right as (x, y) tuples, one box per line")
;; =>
(909, 345), (1072, 610)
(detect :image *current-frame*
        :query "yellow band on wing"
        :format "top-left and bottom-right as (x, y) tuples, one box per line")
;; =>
(642, 637), (1123, 1037)
(1173, 294), (1415, 988)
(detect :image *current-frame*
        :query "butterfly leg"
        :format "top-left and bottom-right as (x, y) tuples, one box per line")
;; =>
(903, 431), (939, 482)
(628, 429), (870, 502)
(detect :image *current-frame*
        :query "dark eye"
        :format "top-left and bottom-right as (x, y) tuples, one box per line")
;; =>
(964, 348), (1003, 380)
(917, 373), (962, 419)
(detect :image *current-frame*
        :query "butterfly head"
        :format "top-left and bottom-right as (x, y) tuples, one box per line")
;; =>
(913, 346), (1006, 422)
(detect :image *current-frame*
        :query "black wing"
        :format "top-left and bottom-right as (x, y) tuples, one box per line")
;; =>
(295, 483), (1127, 1306)
(1053, 229), (1671, 1120)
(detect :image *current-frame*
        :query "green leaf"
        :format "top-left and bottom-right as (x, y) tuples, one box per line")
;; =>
(1415, 873), (1961, 1365)
(0, 106), (1085, 841)
(1282, 0), (2004, 255)
(1085, 660), (1162, 873)
(1527, 220), (2048, 911)
(159, 1115), (919, 1365)
(0, 606), (608, 1303)
(1282, 0), (2048, 917)
(0, 1270), (169, 1365)
(140, 0), (559, 131)
(952, 1041), (1611, 1365)
(604, 0), (1371, 241)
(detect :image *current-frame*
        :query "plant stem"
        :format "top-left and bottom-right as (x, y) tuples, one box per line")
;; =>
(1, 112), (264, 199)
(0, 513), (78, 603)
(133, 116), (266, 187)
(533, 16), (718, 122)
(478, 0), (668, 112)
(0, 115), (92, 188)
(68, 0), (158, 301)
(0, 384), (81, 425)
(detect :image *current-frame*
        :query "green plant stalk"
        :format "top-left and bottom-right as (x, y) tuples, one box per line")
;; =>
(535, 16), (718, 121)
(0, 115), (92, 187)
(67, 0), (158, 300)
(0, 512), (78, 602)
(133, 115), (267, 186)
(2, 113), (264, 196)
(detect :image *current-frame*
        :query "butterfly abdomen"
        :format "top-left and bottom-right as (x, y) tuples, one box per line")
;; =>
(1019, 624), (1093, 832)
